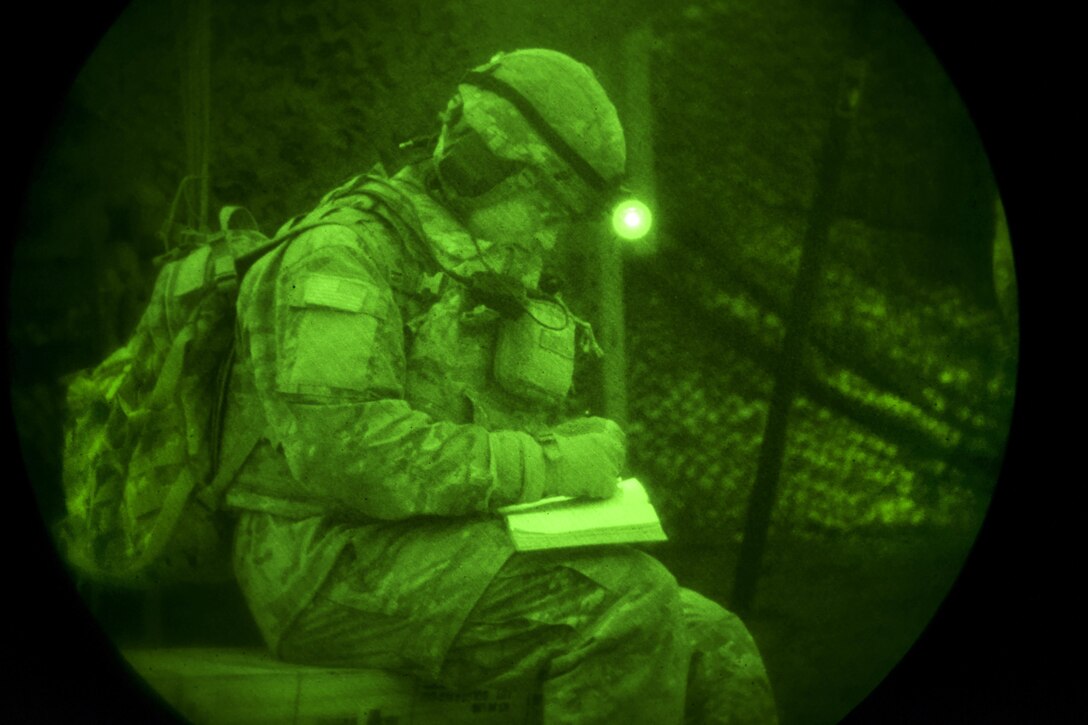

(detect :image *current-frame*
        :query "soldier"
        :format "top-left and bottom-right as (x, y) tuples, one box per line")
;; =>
(220, 48), (777, 724)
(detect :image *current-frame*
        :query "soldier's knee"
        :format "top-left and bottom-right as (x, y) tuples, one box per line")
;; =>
(678, 589), (778, 723)
(680, 588), (757, 651)
(630, 551), (682, 607)
(583, 549), (683, 634)
(589, 549), (678, 601)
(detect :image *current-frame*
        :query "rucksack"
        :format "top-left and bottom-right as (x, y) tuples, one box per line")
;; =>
(56, 170), (434, 588)
(56, 202), (284, 587)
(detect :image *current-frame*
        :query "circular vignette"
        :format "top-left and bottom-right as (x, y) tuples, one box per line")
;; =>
(7, 1), (1040, 723)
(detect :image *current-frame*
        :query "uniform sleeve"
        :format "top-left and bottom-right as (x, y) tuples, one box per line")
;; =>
(242, 223), (547, 521)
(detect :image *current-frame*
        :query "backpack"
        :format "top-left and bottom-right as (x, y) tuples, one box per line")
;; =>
(56, 170), (434, 588)
(55, 202), (281, 587)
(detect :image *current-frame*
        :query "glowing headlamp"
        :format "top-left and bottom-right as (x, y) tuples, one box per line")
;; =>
(611, 198), (653, 241)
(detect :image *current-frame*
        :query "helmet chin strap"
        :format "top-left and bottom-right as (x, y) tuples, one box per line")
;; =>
(420, 161), (545, 287)
(423, 161), (462, 217)
(417, 162), (580, 334)
(466, 223), (544, 286)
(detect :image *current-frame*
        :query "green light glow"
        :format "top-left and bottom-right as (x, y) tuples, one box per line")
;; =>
(611, 199), (652, 240)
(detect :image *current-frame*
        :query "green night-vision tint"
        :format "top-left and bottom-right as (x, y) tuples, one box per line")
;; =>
(611, 199), (653, 241)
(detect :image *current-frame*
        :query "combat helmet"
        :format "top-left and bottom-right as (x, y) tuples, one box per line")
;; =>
(433, 49), (627, 220)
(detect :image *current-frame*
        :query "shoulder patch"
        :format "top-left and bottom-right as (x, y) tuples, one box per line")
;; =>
(301, 274), (374, 313)
(277, 273), (393, 396)
(292, 273), (386, 319)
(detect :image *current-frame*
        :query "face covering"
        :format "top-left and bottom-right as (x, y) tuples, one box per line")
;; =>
(440, 165), (571, 287)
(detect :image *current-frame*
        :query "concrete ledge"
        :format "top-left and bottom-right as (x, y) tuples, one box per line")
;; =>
(123, 647), (537, 725)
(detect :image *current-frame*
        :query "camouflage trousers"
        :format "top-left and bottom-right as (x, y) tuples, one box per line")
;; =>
(279, 546), (777, 725)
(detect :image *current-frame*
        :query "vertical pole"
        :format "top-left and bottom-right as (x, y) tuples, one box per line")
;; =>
(178, 0), (212, 232)
(598, 228), (628, 426)
(622, 23), (659, 257)
(731, 3), (871, 617)
(598, 24), (657, 426)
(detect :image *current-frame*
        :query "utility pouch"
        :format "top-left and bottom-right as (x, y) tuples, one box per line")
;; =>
(494, 298), (575, 406)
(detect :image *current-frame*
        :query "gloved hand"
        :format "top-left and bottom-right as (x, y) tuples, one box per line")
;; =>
(541, 417), (626, 499)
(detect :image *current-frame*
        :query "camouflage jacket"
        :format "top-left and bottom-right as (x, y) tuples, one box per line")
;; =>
(221, 163), (564, 660)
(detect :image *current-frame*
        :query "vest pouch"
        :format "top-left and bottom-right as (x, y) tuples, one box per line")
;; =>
(494, 299), (575, 406)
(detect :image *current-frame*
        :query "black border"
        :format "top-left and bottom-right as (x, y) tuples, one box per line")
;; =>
(7, 3), (178, 721)
(843, 1), (1068, 721)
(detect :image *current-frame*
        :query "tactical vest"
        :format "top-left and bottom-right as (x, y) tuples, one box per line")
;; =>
(222, 170), (582, 517)
(299, 171), (580, 434)
(404, 286), (575, 435)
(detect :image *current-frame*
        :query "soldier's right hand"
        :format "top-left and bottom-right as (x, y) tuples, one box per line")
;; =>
(542, 417), (626, 499)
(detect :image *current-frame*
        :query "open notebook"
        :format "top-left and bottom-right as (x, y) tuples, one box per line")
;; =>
(497, 478), (668, 551)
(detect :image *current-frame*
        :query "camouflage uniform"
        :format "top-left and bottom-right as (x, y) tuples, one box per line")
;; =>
(221, 162), (777, 723)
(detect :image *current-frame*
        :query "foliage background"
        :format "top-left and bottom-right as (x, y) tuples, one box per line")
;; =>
(9, 1), (1019, 723)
